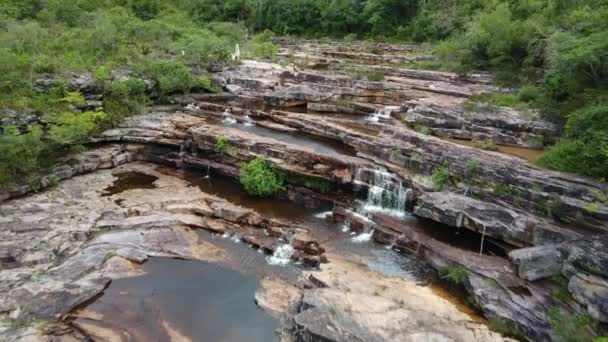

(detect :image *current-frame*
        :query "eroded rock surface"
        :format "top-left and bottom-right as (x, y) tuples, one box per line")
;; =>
(289, 255), (510, 342)
(0, 162), (325, 340)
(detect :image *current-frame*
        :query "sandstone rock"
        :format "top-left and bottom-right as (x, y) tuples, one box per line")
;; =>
(255, 276), (300, 320)
(290, 255), (509, 342)
(263, 85), (324, 107)
(568, 273), (608, 323)
(414, 192), (581, 247)
(509, 245), (566, 281)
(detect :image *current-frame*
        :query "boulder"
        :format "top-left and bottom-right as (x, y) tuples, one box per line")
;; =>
(509, 245), (566, 281)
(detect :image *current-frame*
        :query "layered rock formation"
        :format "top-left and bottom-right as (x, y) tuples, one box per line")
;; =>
(2, 38), (607, 341)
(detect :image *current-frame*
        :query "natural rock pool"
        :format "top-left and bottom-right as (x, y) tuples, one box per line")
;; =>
(70, 258), (280, 341)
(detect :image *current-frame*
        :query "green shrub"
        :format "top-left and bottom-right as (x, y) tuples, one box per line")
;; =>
(103, 79), (148, 125)
(94, 65), (112, 83)
(488, 318), (527, 340)
(441, 265), (468, 284)
(0, 126), (46, 188)
(518, 85), (541, 103)
(47, 110), (106, 147)
(239, 158), (285, 197)
(538, 136), (608, 180)
(464, 159), (480, 186)
(243, 30), (279, 59)
(192, 76), (221, 93)
(430, 163), (450, 191)
(139, 60), (192, 98)
(476, 140), (498, 151)
(177, 30), (233, 67)
(214, 136), (230, 154)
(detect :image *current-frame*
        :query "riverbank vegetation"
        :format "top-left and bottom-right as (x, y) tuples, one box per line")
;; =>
(177, 0), (607, 180)
(0, 0), (276, 188)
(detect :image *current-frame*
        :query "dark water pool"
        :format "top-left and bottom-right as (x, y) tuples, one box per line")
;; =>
(101, 172), (158, 196)
(72, 258), (280, 342)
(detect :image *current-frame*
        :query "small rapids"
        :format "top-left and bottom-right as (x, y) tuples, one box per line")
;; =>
(222, 110), (238, 124)
(351, 229), (375, 243)
(267, 244), (294, 266)
(366, 105), (400, 122)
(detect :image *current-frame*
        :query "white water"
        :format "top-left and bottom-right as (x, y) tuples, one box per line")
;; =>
(314, 211), (333, 219)
(366, 105), (401, 122)
(185, 103), (200, 111)
(243, 112), (255, 127)
(267, 244), (294, 266)
(354, 167), (409, 218)
(222, 110), (238, 124)
(351, 229), (375, 243)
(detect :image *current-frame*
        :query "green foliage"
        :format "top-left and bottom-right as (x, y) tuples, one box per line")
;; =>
(243, 30), (279, 59)
(430, 163), (450, 191)
(441, 265), (468, 285)
(140, 60), (192, 98)
(488, 318), (527, 340)
(494, 184), (519, 197)
(94, 65), (112, 83)
(286, 175), (331, 193)
(103, 79), (148, 125)
(47, 111), (106, 147)
(547, 308), (595, 342)
(0, 126), (46, 188)
(476, 140), (498, 151)
(551, 275), (572, 303)
(352, 71), (385, 82)
(192, 77), (221, 93)
(464, 159), (480, 186)
(214, 136), (230, 154)
(239, 158), (285, 197)
(415, 125), (429, 135)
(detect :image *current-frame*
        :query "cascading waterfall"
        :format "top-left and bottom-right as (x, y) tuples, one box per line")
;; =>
(243, 110), (255, 127)
(366, 105), (401, 122)
(222, 110), (237, 124)
(267, 243), (294, 266)
(354, 167), (409, 217)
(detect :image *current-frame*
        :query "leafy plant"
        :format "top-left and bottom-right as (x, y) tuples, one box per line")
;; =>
(239, 158), (285, 197)
(441, 265), (468, 284)
(547, 308), (595, 342)
(192, 76), (221, 93)
(488, 318), (527, 340)
(214, 136), (230, 154)
(464, 159), (480, 185)
(476, 140), (498, 151)
(430, 163), (450, 191)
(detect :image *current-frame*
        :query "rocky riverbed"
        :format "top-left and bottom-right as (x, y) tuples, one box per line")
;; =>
(1, 39), (607, 341)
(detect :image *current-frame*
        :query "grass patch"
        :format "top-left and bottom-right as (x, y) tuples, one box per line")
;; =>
(430, 163), (450, 191)
(476, 140), (498, 151)
(213, 136), (231, 154)
(488, 318), (527, 340)
(548, 308), (596, 342)
(441, 265), (468, 285)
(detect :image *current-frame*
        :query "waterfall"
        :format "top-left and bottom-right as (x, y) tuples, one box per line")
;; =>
(185, 103), (200, 111)
(366, 105), (401, 122)
(354, 167), (409, 217)
(267, 244), (294, 266)
(352, 229), (375, 243)
(243, 110), (255, 126)
(222, 110), (237, 124)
